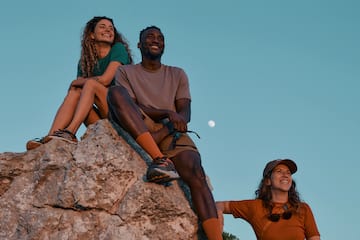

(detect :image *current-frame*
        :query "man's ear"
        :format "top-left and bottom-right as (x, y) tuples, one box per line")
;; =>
(90, 33), (95, 40)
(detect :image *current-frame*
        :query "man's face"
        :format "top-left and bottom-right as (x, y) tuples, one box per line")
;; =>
(138, 28), (165, 59)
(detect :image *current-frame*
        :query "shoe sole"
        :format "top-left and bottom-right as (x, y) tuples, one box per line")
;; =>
(44, 136), (78, 144)
(147, 168), (180, 184)
(152, 168), (179, 179)
(148, 175), (178, 184)
(26, 141), (43, 151)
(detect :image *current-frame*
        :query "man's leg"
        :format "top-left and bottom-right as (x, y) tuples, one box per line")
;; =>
(107, 86), (179, 183)
(171, 150), (223, 240)
(107, 86), (149, 138)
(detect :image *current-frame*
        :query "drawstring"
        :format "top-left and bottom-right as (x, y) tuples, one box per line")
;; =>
(161, 119), (200, 150)
(169, 132), (181, 150)
(168, 130), (200, 150)
(186, 130), (201, 139)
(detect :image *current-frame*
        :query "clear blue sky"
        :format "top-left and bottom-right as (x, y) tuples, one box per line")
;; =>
(1, 0), (359, 239)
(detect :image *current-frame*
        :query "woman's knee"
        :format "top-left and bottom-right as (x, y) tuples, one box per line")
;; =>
(68, 85), (81, 92)
(82, 79), (98, 91)
(66, 87), (81, 100)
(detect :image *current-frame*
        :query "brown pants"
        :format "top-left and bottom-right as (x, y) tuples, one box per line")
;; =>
(142, 112), (198, 158)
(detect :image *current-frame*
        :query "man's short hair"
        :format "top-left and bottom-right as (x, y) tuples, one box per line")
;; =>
(139, 25), (162, 42)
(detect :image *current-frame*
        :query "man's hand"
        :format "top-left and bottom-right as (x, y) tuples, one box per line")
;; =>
(168, 111), (188, 132)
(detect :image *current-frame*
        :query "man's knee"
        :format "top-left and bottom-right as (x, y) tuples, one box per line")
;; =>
(193, 162), (206, 181)
(175, 151), (207, 183)
(107, 86), (120, 102)
(108, 86), (130, 104)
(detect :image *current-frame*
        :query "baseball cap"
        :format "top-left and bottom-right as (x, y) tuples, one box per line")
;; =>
(263, 159), (297, 177)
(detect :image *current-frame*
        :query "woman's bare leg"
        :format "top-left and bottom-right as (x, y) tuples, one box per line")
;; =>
(66, 79), (108, 134)
(84, 106), (101, 127)
(48, 87), (82, 135)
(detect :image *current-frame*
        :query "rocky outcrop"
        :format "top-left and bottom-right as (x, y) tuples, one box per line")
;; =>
(0, 120), (205, 240)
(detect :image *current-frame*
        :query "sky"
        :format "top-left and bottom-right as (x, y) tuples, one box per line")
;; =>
(1, 0), (359, 239)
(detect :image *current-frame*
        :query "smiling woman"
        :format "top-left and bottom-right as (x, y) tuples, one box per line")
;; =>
(25, 16), (133, 150)
(216, 159), (321, 240)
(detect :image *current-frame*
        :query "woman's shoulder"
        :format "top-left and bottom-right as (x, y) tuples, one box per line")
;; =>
(299, 201), (311, 208)
(110, 42), (131, 64)
(298, 201), (315, 215)
(228, 199), (262, 214)
(230, 199), (260, 207)
(111, 42), (126, 51)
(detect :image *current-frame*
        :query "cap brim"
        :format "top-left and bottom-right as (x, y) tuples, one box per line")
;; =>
(263, 159), (298, 177)
(278, 159), (297, 174)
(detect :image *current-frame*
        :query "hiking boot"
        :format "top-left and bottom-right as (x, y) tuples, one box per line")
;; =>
(26, 137), (46, 150)
(146, 157), (180, 184)
(44, 129), (78, 144)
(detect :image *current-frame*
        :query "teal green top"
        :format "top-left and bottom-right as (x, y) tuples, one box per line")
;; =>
(77, 42), (130, 79)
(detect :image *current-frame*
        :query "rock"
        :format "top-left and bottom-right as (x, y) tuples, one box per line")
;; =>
(0, 119), (205, 240)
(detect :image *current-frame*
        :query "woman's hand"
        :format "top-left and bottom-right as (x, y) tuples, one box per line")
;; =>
(217, 210), (224, 233)
(70, 77), (87, 88)
(216, 201), (230, 233)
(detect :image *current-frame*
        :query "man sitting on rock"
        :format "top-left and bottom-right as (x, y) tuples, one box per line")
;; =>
(107, 26), (223, 240)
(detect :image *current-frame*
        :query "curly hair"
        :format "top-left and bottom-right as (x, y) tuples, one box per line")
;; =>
(79, 16), (133, 77)
(255, 172), (301, 215)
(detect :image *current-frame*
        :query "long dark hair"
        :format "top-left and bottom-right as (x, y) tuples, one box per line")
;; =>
(79, 16), (133, 77)
(255, 172), (301, 214)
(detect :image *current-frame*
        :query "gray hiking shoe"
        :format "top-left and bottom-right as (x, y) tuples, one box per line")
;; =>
(146, 157), (180, 184)
(45, 129), (78, 144)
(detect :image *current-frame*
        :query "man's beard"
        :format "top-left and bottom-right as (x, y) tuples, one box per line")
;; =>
(144, 49), (164, 60)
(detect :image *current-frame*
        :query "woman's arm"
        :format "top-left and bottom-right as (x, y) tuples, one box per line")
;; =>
(71, 61), (122, 88)
(216, 201), (231, 233)
(92, 61), (122, 86)
(216, 201), (231, 214)
(308, 236), (320, 240)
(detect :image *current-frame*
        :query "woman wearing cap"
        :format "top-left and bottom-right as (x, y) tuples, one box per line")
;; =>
(216, 159), (320, 240)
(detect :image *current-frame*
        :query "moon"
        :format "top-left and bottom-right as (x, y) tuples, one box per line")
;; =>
(208, 120), (216, 128)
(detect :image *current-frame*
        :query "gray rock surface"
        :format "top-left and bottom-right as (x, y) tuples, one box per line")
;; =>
(0, 119), (205, 240)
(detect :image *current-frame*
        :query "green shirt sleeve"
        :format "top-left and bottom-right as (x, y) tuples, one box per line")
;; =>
(76, 42), (130, 78)
(109, 42), (130, 65)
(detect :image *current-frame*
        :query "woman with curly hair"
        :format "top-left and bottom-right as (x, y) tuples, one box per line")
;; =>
(26, 16), (133, 150)
(216, 159), (320, 240)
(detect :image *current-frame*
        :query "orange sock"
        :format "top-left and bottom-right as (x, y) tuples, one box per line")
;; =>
(202, 218), (223, 240)
(136, 132), (163, 159)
